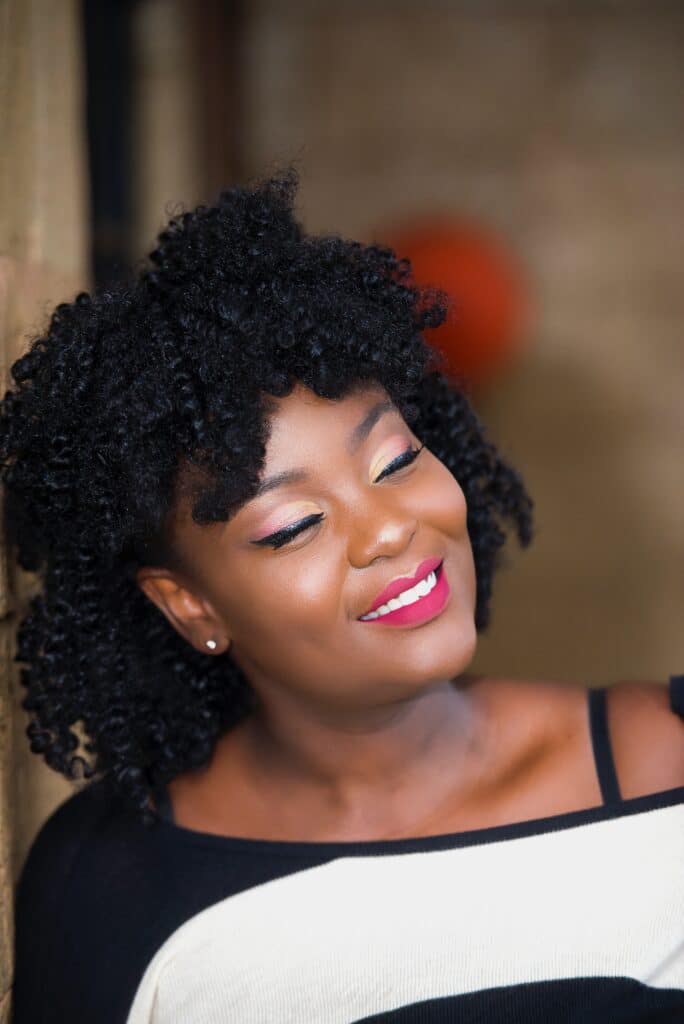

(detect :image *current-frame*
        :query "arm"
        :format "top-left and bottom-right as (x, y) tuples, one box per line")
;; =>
(606, 680), (684, 800)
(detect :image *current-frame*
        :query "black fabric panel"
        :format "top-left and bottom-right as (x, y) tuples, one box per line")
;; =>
(355, 977), (684, 1023)
(12, 780), (333, 1024)
(588, 687), (622, 804)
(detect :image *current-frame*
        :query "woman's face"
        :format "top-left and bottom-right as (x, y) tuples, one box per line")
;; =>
(145, 382), (477, 712)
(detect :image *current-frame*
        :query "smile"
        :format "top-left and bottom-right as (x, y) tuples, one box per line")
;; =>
(359, 561), (450, 627)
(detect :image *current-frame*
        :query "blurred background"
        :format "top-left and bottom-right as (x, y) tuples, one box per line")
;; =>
(1, 0), (682, 1000)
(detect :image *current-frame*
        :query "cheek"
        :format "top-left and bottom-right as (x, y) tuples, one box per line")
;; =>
(218, 549), (343, 640)
(419, 457), (469, 538)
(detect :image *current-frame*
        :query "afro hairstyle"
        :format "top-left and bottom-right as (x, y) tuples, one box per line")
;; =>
(0, 171), (533, 825)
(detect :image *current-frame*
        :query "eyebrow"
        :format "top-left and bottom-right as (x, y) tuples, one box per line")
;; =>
(252, 398), (398, 499)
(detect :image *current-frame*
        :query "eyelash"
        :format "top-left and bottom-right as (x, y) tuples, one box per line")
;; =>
(254, 444), (425, 550)
(373, 443), (424, 483)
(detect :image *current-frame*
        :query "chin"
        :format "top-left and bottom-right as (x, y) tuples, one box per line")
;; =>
(458, 618), (479, 672)
(442, 619), (478, 678)
(404, 612), (478, 687)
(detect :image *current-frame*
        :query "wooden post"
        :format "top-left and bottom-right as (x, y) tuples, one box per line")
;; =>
(0, 1), (89, 1018)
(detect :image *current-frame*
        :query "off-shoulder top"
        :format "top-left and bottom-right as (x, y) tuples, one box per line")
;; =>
(12, 678), (684, 1023)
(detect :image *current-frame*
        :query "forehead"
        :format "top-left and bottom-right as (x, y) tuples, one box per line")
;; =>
(263, 381), (391, 455)
(168, 381), (397, 546)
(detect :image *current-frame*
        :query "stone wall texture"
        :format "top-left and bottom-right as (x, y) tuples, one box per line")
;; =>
(0, 0), (88, 1018)
(242, 0), (684, 685)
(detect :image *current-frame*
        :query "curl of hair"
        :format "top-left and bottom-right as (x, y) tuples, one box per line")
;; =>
(0, 171), (533, 826)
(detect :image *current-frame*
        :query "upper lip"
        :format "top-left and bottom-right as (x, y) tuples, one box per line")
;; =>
(359, 556), (443, 617)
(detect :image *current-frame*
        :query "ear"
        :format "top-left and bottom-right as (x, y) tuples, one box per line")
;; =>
(135, 566), (231, 655)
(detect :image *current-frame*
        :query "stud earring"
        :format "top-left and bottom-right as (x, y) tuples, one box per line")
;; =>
(206, 639), (217, 650)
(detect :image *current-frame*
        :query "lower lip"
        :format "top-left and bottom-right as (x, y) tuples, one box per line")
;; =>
(360, 564), (450, 628)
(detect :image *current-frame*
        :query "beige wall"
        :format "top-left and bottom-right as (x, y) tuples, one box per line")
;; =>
(0, 0), (89, 1017)
(242, 0), (684, 685)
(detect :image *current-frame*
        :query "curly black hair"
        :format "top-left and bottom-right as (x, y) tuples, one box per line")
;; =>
(0, 171), (533, 826)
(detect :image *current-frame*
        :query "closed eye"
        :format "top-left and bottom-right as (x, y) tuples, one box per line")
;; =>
(252, 444), (424, 550)
(251, 513), (325, 550)
(373, 443), (424, 483)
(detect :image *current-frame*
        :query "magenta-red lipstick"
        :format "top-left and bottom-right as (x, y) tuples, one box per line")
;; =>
(358, 556), (450, 628)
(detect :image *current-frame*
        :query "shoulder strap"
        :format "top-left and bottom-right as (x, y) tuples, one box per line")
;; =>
(588, 687), (622, 805)
(669, 674), (684, 718)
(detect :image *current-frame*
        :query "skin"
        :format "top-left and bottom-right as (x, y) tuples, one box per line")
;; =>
(137, 382), (684, 841)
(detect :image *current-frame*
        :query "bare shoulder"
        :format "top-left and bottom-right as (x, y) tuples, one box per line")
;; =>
(466, 674), (594, 770)
(466, 675), (603, 810)
(469, 674), (684, 800)
(469, 674), (590, 736)
(606, 680), (684, 798)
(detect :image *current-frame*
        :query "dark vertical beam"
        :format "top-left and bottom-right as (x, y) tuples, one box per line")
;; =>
(188, 0), (248, 197)
(82, 0), (135, 286)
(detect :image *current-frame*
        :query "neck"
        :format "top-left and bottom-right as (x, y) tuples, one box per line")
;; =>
(236, 675), (487, 809)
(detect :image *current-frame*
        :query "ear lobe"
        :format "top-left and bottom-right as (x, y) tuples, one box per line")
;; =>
(135, 569), (228, 653)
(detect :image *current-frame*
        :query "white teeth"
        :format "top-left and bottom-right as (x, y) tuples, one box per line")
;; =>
(360, 569), (438, 621)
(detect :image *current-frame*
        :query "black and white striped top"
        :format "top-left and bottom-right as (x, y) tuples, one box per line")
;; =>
(13, 679), (684, 1023)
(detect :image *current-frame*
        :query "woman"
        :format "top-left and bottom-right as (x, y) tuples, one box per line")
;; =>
(7, 173), (683, 1023)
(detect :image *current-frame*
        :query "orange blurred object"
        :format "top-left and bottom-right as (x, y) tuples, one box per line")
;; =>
(385, 220), (530, 391)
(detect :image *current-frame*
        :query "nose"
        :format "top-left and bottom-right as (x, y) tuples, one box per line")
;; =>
(347, 499), (418, 569)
